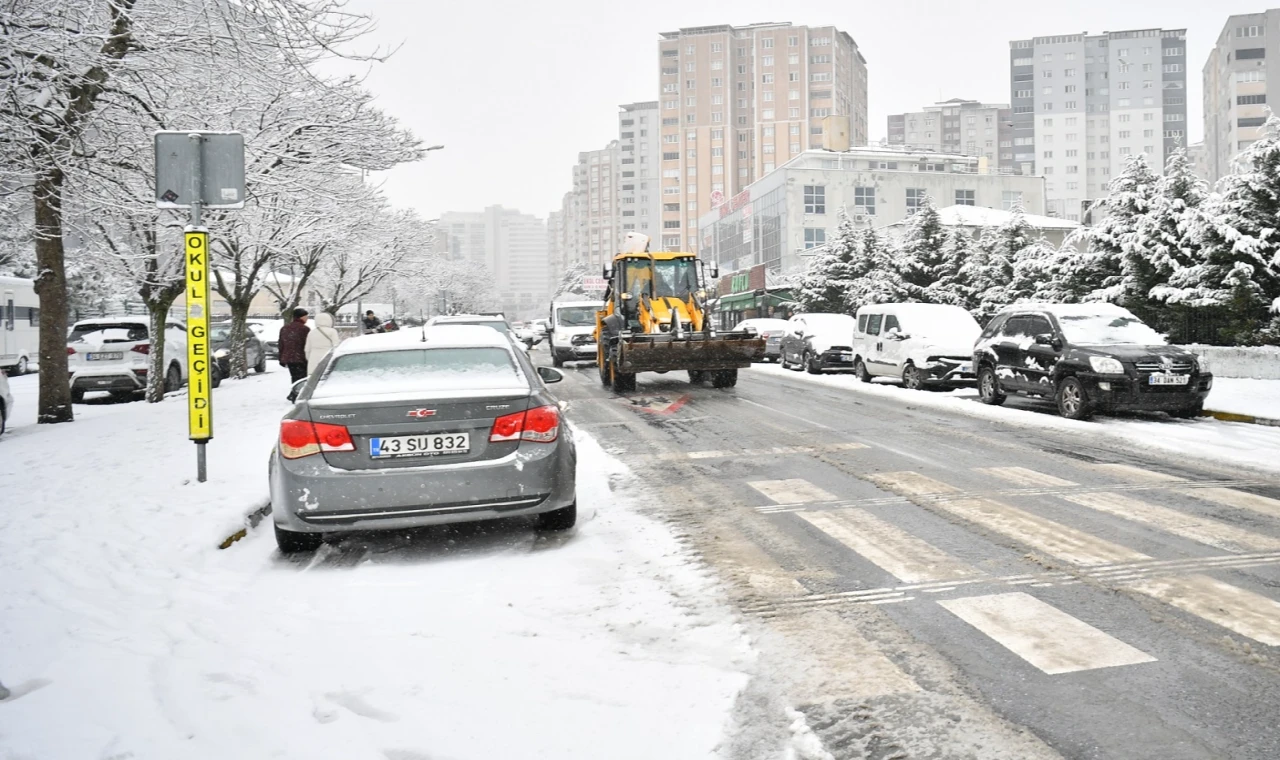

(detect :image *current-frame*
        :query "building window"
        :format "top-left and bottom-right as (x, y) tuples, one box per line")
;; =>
(761, 73), (774, 83)
(1237, 70), (1266, 83)
(1238, 94), (1268, 105)
(811, 72), (832, 82)
(762, 37), (774, 48)
(803, 228), (826, 249)
(906, 188), (926, 215)
(1162, 62), (1185, 71)
(1043, 151), (1053, 159)
(1001, 191), (1023, 211)
(1239, 117), (1267, 128)
(955, 189), (975, 206)
(804, 185), (825, 214)
(854, 186), (876, 215)
(789, 107), (801, 118)
(763, 55), (774, 66)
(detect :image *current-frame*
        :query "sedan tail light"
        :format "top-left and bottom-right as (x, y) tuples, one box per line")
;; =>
(67, 347), (76, 356)
(279, 419), (356, 460)
(131, 343), (151, 355)
(488, 405), (560, 444)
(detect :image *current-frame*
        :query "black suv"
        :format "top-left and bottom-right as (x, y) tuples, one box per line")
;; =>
(974, 304), (1212, 420)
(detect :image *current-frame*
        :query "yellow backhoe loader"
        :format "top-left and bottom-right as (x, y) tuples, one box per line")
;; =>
(594, 233), (765, 392)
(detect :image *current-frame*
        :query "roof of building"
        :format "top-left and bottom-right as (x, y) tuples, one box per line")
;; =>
(892, 204), (1081, 231)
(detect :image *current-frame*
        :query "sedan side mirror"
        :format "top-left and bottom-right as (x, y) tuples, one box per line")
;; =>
(537, 366), (564, 384)
(1034, 333), (1056, 347)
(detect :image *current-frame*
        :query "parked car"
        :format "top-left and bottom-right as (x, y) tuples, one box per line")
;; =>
(249, 319), (285, 360)
(547, 300), (604, 367)
(974, 303), (1213, 420)
(779, 313), (857, 374)
(210, 322), (268, 376)
(852, 303), (981, 389)
(67, 318), (188, 402)
(733, 318), (791, 362)
(427, 314), (525, 351)
(0, 367), (12, 437)
(1, 275), (38, 376)
(270, 325), (577, 553)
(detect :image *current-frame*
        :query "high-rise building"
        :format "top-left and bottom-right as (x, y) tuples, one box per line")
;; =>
(1204, 12), (1276, 182)
(563, 141), (622, 274)
(1009, 29), (1188, 221)
(886, 99), (1015, 173)
(438, 206), (549, 318)
(618, 102), (662, 244)
(658, 22), (868, 251)
(547, 210), (564, 287)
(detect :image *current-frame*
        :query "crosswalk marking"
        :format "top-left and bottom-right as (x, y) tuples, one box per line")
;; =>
(1091, 463), (1187, 483)
(799, 509), (983, 584)
(688, 441), (869, 460)
(1061, 491), (1280, 554)
(872, 472), (1149, 566)
(1185, 487), (1280, 520)
(1123, 574), (1280, 647)
(748, 479), (837, 504)
(977, 467), (1078, 488)
(868, 471), (962, 497)
(938, 592), (1157, 674)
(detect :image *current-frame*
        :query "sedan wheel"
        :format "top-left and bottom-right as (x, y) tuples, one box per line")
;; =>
(805, 351), (822, 375)
(16, 356), (29, 376)
(537, 502), (577, 531)
(274, 523), (323, 554)
(165, 363), (182, 394)
(254, 347), (267, 374)
(1056, 377), (1093, 420)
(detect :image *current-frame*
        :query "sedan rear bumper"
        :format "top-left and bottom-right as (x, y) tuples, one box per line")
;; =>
(270, 440), (576, 534)
(71, 371), (144, 393)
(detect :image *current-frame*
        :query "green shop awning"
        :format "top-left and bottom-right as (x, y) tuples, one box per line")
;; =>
(715, 291), (760, 310)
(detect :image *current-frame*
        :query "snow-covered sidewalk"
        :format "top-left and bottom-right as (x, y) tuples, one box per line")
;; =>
(748, 363), (1280, 476)
(0, 372), (752, 758)
(1202, 377), (1280, 422)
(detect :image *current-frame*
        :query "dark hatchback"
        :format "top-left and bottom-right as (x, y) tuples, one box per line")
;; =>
(974, 303), (1212, 420)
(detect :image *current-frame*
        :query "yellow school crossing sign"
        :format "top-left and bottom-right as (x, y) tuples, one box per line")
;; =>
(185, 230), (213, 443)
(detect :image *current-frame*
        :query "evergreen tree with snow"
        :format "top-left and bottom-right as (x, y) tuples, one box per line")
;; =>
(896, 197), (950, 301)
(846, 224), (906, 311)
(923, 227), (973, 306)
(795, 210), (857, 313)
(1072, 154), (1159, 302)
(1164, 116), (1280, 344)
(1129, 148), (1208, 337)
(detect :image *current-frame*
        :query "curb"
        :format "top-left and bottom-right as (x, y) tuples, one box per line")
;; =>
(218, 503), (272, 549)
(1201, 409), (1280, 428)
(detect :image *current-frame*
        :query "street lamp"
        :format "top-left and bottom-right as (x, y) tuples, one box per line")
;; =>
(426, 145), (445, 152)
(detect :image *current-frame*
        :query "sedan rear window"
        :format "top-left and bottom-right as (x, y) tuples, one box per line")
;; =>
(69, 323), (148, 343)
(313, 347), (523, 398)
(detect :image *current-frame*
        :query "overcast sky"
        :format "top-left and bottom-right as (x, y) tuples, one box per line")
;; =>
(330, 0), (1260, 221)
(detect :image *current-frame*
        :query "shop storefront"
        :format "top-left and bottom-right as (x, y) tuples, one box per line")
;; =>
(712, 264), (797, 330)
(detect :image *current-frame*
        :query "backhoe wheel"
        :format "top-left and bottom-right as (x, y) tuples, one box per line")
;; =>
(553, 352), (565, 368)
(609, 360), (636, 393)
(598, 350), (611, 386)
(711, 369), (738, 388)
(688, 370), (706, 384)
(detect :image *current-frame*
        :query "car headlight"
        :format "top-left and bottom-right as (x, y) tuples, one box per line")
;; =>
(214, 348), (229, 359)
(1088, 356), (1124, 374)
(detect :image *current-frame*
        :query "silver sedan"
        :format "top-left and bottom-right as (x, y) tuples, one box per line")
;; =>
(269, 325), (576, 553)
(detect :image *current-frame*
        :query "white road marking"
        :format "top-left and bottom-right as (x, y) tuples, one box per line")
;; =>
(977, 466), (1078, 488)
(871, 472), (1151, 566)
(749, 479), (837, 504)
(1062, 491), (1280, 554)
(938, 592), (1157, 675)
(800, 509), (983, 584)
(737, 397), (836, 430)
(1124, 574), (1280, 646)
(1091, 463), (1187, 483)
(688, 441), (869, 460)
(1185, 487), (1280, 520)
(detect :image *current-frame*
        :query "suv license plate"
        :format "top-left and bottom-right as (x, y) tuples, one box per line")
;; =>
(1148, 374), (1189, 386)
(87, 352), (123, 361)
(370, 433), (470, 459)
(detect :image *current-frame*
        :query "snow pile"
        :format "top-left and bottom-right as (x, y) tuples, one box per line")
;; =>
(0, 373), (754, 758)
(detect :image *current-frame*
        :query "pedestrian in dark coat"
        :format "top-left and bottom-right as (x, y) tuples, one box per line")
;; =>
(278, 308), (311, 382)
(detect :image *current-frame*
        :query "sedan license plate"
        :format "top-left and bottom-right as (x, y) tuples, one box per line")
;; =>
(1148, 374), (1190, 386)
(958, 362), (972, 373)
(370, 433), (470, 459)
(840, 353), (853, 361)
(87, 352), (123, 361)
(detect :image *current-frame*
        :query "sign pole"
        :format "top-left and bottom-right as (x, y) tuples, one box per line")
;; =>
(187, 133), (212, 482)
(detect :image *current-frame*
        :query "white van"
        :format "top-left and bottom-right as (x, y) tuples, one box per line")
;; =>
(852, 303), (981, 389)
(1, 276), (39, 375)
(548, 300), (604, 367)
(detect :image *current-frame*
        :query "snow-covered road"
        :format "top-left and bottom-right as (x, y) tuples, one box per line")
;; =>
(0, 372), (753, 758)
(747, 363), (1280, 476)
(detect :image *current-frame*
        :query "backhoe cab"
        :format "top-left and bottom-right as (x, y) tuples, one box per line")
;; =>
(594, 233), (765, 392)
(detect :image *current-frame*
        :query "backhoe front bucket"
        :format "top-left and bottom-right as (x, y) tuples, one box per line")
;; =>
(617, 332), (765, 373)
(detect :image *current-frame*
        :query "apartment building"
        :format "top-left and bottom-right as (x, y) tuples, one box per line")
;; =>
(886, 99), (1016, 173)
(1205, 11), (1277, 182)
(438, 206), (549, 318)
(560, 141), (622, 274)
(658, 22), (869, 251)
(617, 102), (662, 244)
(1009, 28), (1188, 221)
(698, 147), (1046, 277)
